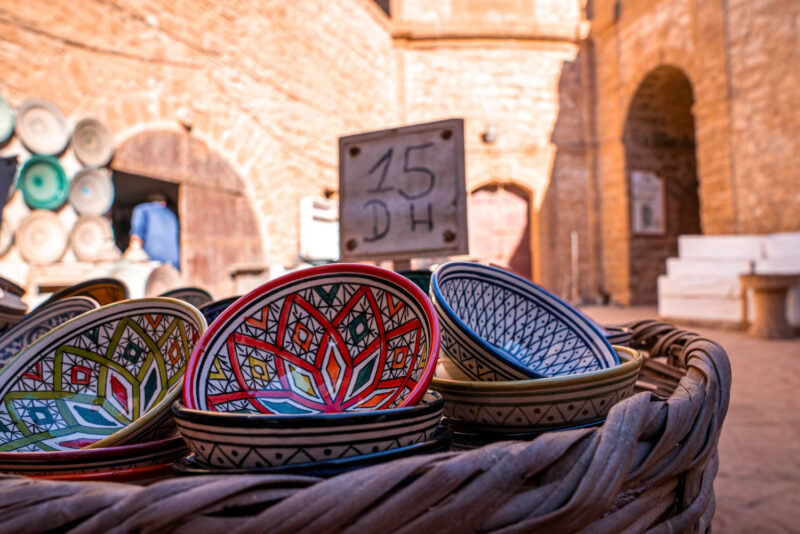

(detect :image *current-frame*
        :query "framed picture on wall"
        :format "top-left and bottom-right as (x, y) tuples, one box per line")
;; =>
(630, 170), (665, 235)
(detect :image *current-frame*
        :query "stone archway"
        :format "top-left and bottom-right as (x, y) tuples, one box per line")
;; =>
(469, 183), (532, 279)
(112, 130), (263, 297)
(623, 66), (701, 304)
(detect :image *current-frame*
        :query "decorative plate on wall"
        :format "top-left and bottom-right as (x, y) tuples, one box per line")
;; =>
(15, 99), (70, 156)
(0, 217), (14, 257)
(71, 118), (114, 167)
(69, 168), (115, 215)
(0, 296), (99, 364)
(16, 210), (67, 265)
(0, 93), (14, 144)
(183, 264), (440, 414)
(0, 298), (206, 452)
(71, 215), (114, 262)
(18, 156), (69, 210)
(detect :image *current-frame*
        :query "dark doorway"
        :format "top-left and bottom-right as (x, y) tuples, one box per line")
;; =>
(623, 66), (701, 304)
(110, 171), (179, 255)
(469, 184), (532, 279)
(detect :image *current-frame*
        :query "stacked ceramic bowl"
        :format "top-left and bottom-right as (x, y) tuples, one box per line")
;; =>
(429, 262), (643, 437)
(0, 295), (205, 482)
(0, 276), (27, 332)
(173, 264), (446, 477)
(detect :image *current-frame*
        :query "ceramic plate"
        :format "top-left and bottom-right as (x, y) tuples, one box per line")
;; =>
(160, 287), (213, 309)
(0, 276), (25, 297)
(40, 277), (129, 308)
(0, 436), (186, 478)
(0, 92), (13, 144)
(173, 391), (443, 469)
(72, 118), (114, 167)
(18, 156), (69, 210)
(430, 346), (642, 434)
(16, 99), (70, 155)
(0, 297), (99, 364)
(0, 216), (14, 257)
(0, 298), (206, 452)
(71, 215), (114, 262)
(199, 295), (241, 325)
(173, 432), (451, 478)
(184, 264), (439, 414)
(69, 168), (115, 215)
(431, 262), (617, 380)
(16, 210), (67, 265)
(398, 270), (433, 294)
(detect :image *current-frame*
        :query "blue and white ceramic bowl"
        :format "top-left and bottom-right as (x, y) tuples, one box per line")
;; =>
(430, 262), (619, 381)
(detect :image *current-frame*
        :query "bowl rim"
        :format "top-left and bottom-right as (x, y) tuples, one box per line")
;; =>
(173, 390), (443, 428)
(0, 436), (185, 463)
(431, 345), (641, 392)
(182, 263), (440, 412)
(0, 297), (207, 451)
(430, 261), (618, 378)
(39, 277), (129, 309)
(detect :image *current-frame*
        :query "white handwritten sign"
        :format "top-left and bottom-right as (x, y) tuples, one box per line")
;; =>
(630, 170), (665, 235)
(338, 119), (468, 261)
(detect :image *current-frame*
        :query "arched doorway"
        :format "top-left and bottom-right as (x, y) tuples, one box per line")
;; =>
(623, 66), (701, 304)
(469, 183), (532, 278)
(112, 131), (263, 297)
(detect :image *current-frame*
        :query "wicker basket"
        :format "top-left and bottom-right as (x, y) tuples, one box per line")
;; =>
(0, 320), (731, 533)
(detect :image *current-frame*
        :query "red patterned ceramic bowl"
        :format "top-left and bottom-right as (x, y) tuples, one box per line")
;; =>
(183, 264), (440, 413)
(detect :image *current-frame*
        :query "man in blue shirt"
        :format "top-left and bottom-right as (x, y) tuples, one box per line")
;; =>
(129, 193), (180, 270)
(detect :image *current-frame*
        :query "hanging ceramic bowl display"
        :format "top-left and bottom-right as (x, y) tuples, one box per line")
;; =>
(15, 99), (70, 156)
(183, 263), (440, 413)
(0, 92), (14, 144)
(71, 215), (114, 262)
(16, 210), (67, 265)
(0, 216), (14, 257)
(0, 296), (99, 364)
(71, 118), (114, 167)
(18, 156), (69, 210)
(160, 287), (214, 309)
(69, 168), (114, 215)
(39, 277), (129, 308)
(0, 298), (206, 452)
(430, 262), (618, 381)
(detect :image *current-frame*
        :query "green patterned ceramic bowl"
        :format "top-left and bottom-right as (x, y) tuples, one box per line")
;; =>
(0, 298), (206, 452)
(431, 346), (642, 434)
(18, 155), (69, 210)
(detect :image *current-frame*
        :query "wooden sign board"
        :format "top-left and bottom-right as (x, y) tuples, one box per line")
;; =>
(338, 118), (468, 261)
(630, 170), (666, 235)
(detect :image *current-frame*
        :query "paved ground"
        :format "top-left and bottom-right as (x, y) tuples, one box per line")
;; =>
(581, 306), (800, 533)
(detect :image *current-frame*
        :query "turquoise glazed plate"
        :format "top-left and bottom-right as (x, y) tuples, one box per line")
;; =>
(0, 298), (206, 452)
(184, 264), (439, 414)
(18, 155), (69, 210)
(431, 262), (618, 381)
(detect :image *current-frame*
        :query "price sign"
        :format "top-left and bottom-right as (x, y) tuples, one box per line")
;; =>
(338, 118), (468, 261)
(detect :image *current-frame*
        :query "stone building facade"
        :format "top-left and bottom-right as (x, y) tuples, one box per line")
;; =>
(0, 0), (797, 304)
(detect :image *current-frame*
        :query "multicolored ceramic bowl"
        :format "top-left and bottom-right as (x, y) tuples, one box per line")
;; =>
(0, 436), (186, 479)
(0, 296), (99, 364)
(603, 325), (633, 347)
(431, 262), (617, 381)
(40, 277), (129, 308)
(184, 264), (439, 414)
(0, 298), (206, 452)
(398, 269), (433, 294)
(430, 346), (642, 434)
(160, 287), (214, 309)
(173, 391), (443, 469)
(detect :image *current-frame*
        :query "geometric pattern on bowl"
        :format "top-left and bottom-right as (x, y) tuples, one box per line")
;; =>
(430, 346), (642, 434)
(184, 264), (439, 414)
(603, 325), (633, 347)
(0, 298), (205, 452)
(173, 391), (443, 469)
(0, 436), (186, 477)
(431, 262), (618, 381)
(0, 296), (99, 364)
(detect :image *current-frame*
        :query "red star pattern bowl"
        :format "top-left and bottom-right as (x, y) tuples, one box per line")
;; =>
(183, 264), (440, 414)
